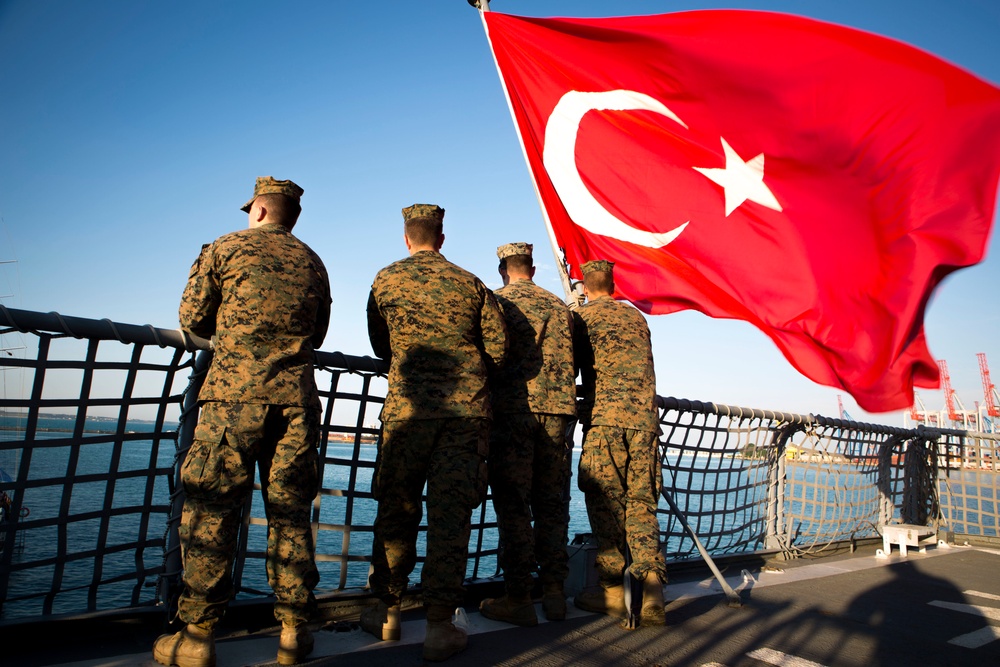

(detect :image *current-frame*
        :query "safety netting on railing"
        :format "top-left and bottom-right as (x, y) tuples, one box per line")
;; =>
(656, 398), (921, 560)
(935, 432), (1000, 537)
(656, 399), (773, 558)
(0, 307), (997, 625)
(0, 308), (190, 620)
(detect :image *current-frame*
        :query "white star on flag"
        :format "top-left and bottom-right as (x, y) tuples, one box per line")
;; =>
(694, 137), (783, 216)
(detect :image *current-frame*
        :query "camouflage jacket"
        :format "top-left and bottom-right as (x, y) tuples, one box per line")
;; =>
(492, 279), (576, 417)
(573, 295), (658, 432)
(179, 223), (331, 409)
(367, 250), (507, 422)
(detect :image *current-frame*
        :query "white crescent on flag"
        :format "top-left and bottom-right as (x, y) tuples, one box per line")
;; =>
(542, 89), (690, 249)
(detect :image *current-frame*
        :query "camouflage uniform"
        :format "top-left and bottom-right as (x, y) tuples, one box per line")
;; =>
(176, 176), (331, 628)
(489, 243), (576, 598)
(573, 266), (666, 586)
(366, 204), (507, 610)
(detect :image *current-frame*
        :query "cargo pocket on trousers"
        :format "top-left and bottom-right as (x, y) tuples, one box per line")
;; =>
(577, 445), (597, 494)
(182, 436), (226, 500)
(184, 418), (250, 502)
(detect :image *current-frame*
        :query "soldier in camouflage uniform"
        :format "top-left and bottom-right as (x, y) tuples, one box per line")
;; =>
(571, 260), (667, 627)
(153, 177), (331, 667)
(361, 204), (507, 662)
(478, 242), (576, 627)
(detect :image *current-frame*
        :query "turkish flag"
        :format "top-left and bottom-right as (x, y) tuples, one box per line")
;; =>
(482, 10), (1000, 413)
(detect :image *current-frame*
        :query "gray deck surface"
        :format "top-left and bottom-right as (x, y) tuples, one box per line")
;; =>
(9, 544), (1000, 667)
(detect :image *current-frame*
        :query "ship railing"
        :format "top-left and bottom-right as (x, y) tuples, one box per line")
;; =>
(0, 306), (996, 625)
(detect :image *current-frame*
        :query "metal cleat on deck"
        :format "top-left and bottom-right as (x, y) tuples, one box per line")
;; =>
(877, 523), (937, 558)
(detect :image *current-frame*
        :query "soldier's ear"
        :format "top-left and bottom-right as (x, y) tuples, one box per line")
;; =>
(435, 233), (445, 251)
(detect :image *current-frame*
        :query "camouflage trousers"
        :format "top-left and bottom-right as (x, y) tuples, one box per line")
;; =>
(370, 417), (489, 609)
(489, 412), (571, 597)
(178, 401), (320, 627)
(578, 425), (666, 585)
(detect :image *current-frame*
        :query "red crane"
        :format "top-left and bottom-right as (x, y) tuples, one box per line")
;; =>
(837, 394), (853, 420)
(979, 352), (999, 418)
(938, 360), (959, 422)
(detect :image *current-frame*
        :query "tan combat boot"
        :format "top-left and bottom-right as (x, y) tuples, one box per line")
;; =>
(423, 605), (467, 662)
(640, 574), (666, 626)
(479, 594), (538, 626)
(542, 582), (567, 621)
(152, 622), (216, 667)
(360, 599), (401, 640)
(573, 583), (627, 618)
(277, 623), (314, 665)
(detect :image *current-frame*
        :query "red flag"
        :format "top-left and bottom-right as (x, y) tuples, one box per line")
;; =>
(482, 10), (1000, 413)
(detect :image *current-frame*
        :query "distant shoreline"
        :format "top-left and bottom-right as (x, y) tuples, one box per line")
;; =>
(0, 424), (378, 442)
(0, 425), (160, 435)
(0, 412), (159, 425)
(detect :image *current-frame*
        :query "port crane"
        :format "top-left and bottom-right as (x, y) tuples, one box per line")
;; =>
(837, 394), (854, 421)
(979, 352), (998, 432)
(938, 359), (981, 429)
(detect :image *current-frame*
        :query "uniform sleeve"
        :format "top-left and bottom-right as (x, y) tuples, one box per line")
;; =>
(178, 244), (220, 338)
(366, 288), (391, 361)
(479, 287), (508, 372)
(312, 264), (332, 350)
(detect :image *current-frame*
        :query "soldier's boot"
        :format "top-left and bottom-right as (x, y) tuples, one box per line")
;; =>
(541, 583), (567, 621)
(573, 583), (627, 618)
(479, 594), (538, 626)
(360, 600), (401, 641)
(640, 574), (666, 627)
(423, 605), (467, 662)
(152, 622), (216, 667)
(277, 623), (314, 665)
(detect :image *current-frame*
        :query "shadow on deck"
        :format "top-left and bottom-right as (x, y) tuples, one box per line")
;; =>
(6, 543), (999, 667)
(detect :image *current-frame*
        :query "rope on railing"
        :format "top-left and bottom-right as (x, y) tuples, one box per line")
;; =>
(0, 307), (998, 623)
(653, 396), (976, 561)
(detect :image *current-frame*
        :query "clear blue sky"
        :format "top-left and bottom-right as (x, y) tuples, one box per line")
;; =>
(0, 0), (997, 425)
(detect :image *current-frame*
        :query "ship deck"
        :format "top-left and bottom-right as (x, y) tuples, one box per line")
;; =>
(7, 542), (999, 667)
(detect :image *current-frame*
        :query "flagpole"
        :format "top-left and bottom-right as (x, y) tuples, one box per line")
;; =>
(470, 2), (752, 612)
(470, 0), (582, 305)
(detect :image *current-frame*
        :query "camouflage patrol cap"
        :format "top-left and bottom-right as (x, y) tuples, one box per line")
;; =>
(402, 203), (445, 222)
(240, 176), (304, 212)
(581, 259), (615, 275)
(496, 242), (533, 260)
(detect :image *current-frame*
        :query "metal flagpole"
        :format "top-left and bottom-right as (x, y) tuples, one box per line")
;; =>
(469, 0), (742, 613)
(659, 483), (743, 607)
(470, 0), (581, 305)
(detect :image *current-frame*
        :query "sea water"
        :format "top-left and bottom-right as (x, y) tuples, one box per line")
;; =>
(0, 417), (596, 619)
(2, 416), (935, 620)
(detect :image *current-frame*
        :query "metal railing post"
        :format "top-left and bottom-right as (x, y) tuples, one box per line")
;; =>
(877, 435), (903, 527)
(765, 423), (799, 552)
(158, 349), (211, 612)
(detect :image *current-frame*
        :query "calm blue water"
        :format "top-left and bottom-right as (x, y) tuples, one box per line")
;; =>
(6, 416), (983, 620)
(0, 426), (763, 619)
(0, 417), (596, 619)
(0, 415), (174, 619)
(244, 442), (594, 597)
